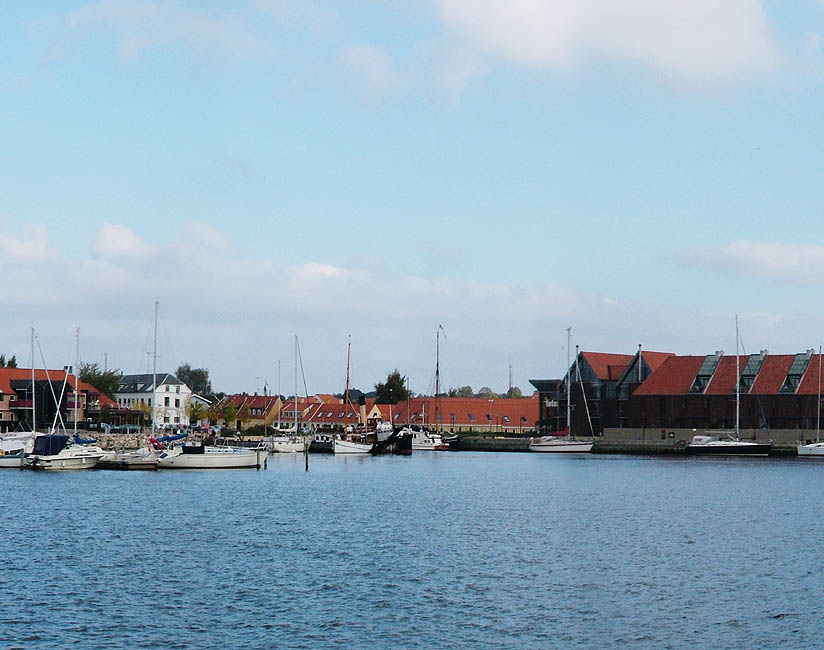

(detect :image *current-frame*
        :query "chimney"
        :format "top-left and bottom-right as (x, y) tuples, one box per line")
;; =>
(358, 395), (367, 426)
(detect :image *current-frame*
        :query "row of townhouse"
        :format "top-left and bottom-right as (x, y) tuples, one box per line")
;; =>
(214, 392), (540, 435)
(530, 346), (824, 433)
(0, 367), (116, 433)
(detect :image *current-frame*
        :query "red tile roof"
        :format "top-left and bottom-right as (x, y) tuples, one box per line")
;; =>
(373, 396), (539, 428)
(0, 368), (117, 407)
(633, 356), (705, 396)
(580, 352), (634, 381)
(704, 356), (741, 395)
(794, 353), (824, 395)
(641, 351), (676, 373)
(750, 355), (794, 395)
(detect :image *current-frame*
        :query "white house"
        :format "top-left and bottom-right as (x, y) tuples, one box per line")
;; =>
(115, 373), (192, 429)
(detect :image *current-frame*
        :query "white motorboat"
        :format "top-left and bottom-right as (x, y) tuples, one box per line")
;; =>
(98, 446), (159, 470)
(23, 434), (105, 470)
(0, 433), (36, 468)
(157, 443), (268, 469)
(406, 427), (448, 451)
(266, 436), (308, 453)
(529, 436), (593, 453)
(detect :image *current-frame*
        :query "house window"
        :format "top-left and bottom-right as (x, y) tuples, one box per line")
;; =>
(176, 386), (180, 394)
(164, 416), (169, 423)
(175, 399), (180, 408)
(468, 413), (475, 421)
(166, 385), (169, 391)
(174, 416), (179, 423)
(165, 397), (170, 406)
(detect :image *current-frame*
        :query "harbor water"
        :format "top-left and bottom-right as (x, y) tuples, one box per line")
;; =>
(3, 452), (824, 648)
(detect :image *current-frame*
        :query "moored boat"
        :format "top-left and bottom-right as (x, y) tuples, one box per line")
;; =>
(23, 434), (105, 470)
(157, 443), (268, 469)
(685, 434), (771, 456)
(529, 435), (593, 453)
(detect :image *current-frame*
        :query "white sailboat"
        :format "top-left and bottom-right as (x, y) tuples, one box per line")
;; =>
(98, 300), (162, 470)
(798, 346), (824, 457)
(23, 328), (105, 470)
(157, 442), (268, 469)
(529, 328), (593, 453)
(265, 336), (310, 453)
(686, 315), (771, 456)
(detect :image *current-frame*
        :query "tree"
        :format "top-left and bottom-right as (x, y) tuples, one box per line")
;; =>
(505, 386), (523, 398)
(455, 386), (473, 397)
(79, 362), (122, 399)
(6, 355), (15, 368)
(238, 402), (252, 431)
(176, 363), (212, 395)
(375, 369), (410, 404)
(135, 401), (152, 426)
(188, 400), (205, 425)
(222, 403), (238, 429)
(477, 386), (498, 398)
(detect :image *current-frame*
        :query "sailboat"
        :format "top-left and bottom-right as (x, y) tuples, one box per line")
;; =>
(333, 337), (373, 454)
(408, 327), (448, 451)
(686, 315), (771, 456)
(264, 336), (310, 453)
(24, 328), (105, 470)
(98, 300), (161, 470)
(529, 328), (593, 453)
(797, 346), (824, 457)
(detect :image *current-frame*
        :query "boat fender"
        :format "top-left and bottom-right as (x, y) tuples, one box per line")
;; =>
(0, 449), (4, 456)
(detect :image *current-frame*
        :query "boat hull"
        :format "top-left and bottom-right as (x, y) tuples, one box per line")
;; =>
(25, 453), (103, 470)
(333, 439), (373, 454)
(98, 451), (159, 470)
(797, 443), (824, 456)
(685, 442), (771, 456)
(529, 437), (593, 453)
(157, 446), (267, 469)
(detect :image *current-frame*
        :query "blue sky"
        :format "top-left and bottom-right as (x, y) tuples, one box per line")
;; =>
(2, 0), (824, 395)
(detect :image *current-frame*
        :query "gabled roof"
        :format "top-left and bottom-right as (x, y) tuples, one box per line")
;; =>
(0, 367), (117, 407)
(218, 393), (280, 414)
(642, 351), (676, 374)
(633, 356), (706, 396)
(750, 355), (794, 394)
(704, 356), (741, 395)
(797, 352), (824, 395)
(579, 352), (634, 382)
(118, 373), (185, 393)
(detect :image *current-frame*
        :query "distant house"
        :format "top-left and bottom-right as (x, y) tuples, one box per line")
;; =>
(215, 393), (282, 431)
(115, 373), (192, 429)
(375, 396), (539, 434)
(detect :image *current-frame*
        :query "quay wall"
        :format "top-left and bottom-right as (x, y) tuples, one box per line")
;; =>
(600, 427), (813, 455)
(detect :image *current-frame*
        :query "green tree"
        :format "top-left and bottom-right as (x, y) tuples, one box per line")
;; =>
(477, 386), (498, 398)
(135, 401), (152, 425)
(6, 355), (16, 368)
(222, 403), (238, 429)
(176, 363), (212, 395)
(78, 362), (122, 399)
(188, 400), (205, 425)
(505, 386), (523, 398)
(375, 369), (410, 404)
(453, 386), (473, 397)
(238, 402), (252, 431)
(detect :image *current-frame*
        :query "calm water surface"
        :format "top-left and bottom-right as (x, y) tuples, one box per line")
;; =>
(3, 452), (824, 649)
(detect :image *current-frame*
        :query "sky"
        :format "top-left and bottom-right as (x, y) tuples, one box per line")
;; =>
(2, 0), (824, 396)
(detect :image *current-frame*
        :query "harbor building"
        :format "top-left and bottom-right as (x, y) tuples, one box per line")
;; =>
(0, 367), (116, 432)
(376, 396), (539, 434)
(215, 392), (282, 431)
(624, 350), (824, 432)
(530, 349), (672, 435)
(115, 373), (192, 429)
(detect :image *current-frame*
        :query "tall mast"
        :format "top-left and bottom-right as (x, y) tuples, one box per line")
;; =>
(74, 327), (80, 436)
(735, 314), (740, 438)
(566, 327), (572, 437)
(818, 345), (822, 443)
(277, 359), (281, 429)
(31, 326), (36, 433)
(344, 335), (351, 412)
(294, 335), (298, 432)
(152, 299), (158, 438)
(435, 327), (440, 431)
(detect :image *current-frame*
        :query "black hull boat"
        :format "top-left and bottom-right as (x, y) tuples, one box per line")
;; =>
(371, 428), (412, 456)
(684, 435), (771, 456)
(309, 433), (334, 454)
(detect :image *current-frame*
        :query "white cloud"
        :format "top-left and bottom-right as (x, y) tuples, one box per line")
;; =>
(433, 0), (779, 86)
(65, 0), (269, 62)
(0, 224), (53, 264)
(336, 44), (407, 100)
(680, 240), (824, 284)
(92, 223), (154, 262)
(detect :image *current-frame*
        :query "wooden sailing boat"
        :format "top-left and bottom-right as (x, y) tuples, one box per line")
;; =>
(333, 336), (373, 454)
